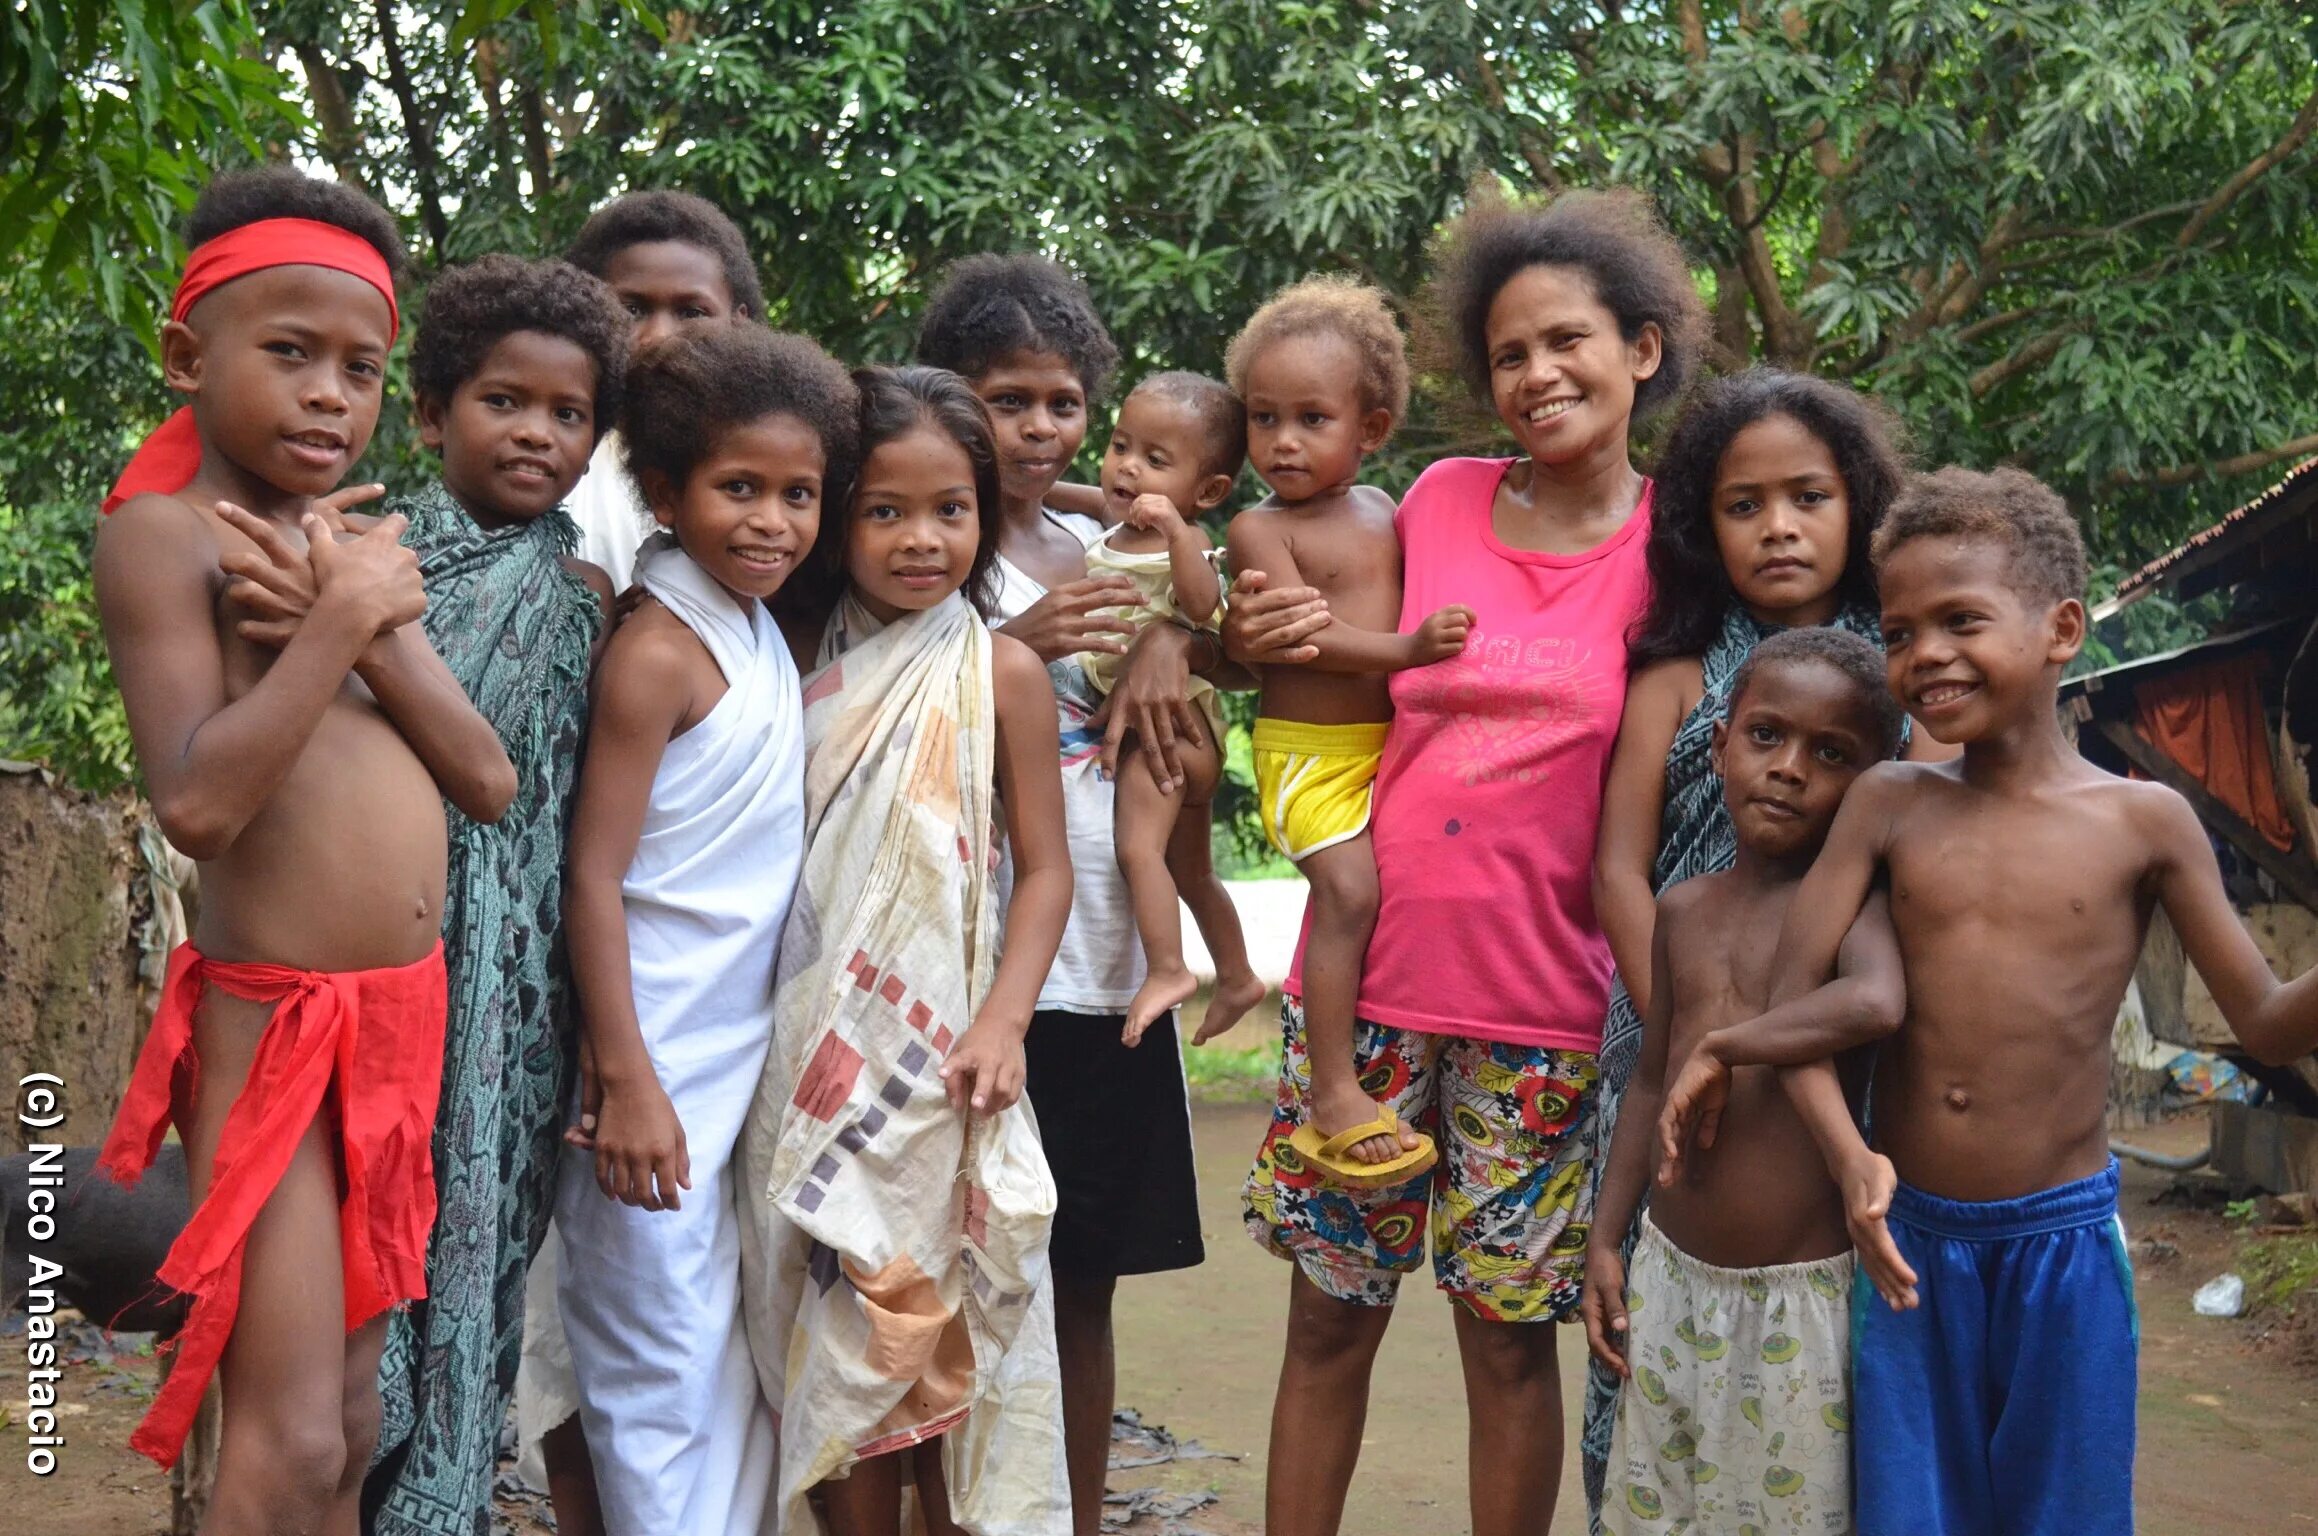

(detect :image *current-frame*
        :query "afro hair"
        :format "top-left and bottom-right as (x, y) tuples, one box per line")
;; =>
(1224, 274), (1411, 423)
(565, 190), (765, 318)
(1871, 466), (2088, 608)
(1631, 368), (1911, 664)
(1426, 187), (1705, 422)
(1728, 625), (1907, 761)
(621, 326), (859, 512)
(411, 255), (629, 441)
(1127, 370), (1246, 484)
(187, 165), (405, 277)
(915, 254), (1119, 399)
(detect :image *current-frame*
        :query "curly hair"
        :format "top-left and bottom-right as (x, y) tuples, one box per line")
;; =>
(410, 255), (629, 440)
(1223, 274), (1410, 424)
(621, 327), (859, 514)
(915, 254), (1119, 398)
(565, 190), (765, 318)
(1630, 369), (1910, 664)
(1425, 187), (1705, 422)
(1129, 370), (1246, 484)
(187, 165), (405, 277)
(1872, 466), (2087, 607)
(1728, 625), (1907, 761)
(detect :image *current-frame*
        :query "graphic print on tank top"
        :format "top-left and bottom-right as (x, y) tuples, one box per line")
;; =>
(1399, 627), (1607, 789)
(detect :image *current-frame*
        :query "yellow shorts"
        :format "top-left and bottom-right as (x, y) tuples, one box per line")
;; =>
(1252, 719), (1389, 863)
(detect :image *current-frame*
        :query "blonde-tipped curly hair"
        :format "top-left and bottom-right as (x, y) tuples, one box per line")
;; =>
(1224, 273), (1411, 423)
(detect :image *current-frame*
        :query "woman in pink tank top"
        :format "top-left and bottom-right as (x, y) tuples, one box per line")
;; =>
(1224, 193), (1708, 1536)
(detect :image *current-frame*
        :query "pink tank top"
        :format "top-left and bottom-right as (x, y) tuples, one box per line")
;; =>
(1286, 457), (1653, 1051)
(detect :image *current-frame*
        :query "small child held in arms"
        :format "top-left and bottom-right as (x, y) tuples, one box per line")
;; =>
(562, 189), (766, 589)
(1582, 626), (1908, 1535)
(91, 167), (514, 1529)
(1223, 275), (1472, 1182)
(1084, 371), (1266, 1042)
(556, 324), (858, 1536)
(363, 254), (627, 1534)
(1675, 468), (2318, 1535)
(740, 363), (1072, 1536)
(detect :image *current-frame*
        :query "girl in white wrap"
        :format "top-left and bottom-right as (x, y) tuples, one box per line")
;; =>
(740, 364), (1073, 1536)
(556, 326), (860, 1536)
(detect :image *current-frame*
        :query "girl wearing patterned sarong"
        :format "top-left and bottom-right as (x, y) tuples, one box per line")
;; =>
(739, 365), (1072, 1536)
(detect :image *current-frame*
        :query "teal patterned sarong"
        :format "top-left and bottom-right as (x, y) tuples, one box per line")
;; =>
(367, 483), (601, 1535)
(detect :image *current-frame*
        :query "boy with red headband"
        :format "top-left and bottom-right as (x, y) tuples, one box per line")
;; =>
(92, 167), (515, 1534)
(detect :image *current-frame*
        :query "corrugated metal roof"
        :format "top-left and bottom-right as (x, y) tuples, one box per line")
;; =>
(2114, 456), (2318, 604)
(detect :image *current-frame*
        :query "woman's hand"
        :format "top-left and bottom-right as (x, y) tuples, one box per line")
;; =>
(1090, 622), (1205, 792)
(590, 1073), (691, 1211)
(942, 1015), (1029, 1116)
(1220, 569), (1330, 666)
(998, 575), (1142, 663)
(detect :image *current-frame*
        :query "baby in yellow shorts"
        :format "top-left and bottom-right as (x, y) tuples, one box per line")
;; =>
(1222, 277), (1471, 1181)
(1080, 372), (1269, 1048)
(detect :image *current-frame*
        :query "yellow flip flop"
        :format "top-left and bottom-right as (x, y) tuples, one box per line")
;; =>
(1287, 1107), (1438, 1191)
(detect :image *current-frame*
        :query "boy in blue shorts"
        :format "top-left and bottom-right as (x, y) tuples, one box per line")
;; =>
(1711, 467), (2318, 1534)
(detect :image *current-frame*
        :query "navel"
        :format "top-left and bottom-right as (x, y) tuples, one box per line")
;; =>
(1944, 1087), (1971, 1112)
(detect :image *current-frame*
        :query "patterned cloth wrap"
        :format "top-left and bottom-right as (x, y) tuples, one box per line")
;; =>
(370, 484), (600, 1535)
(1582, 600), (1891, 1531)
(738, 591), (1069, 1536)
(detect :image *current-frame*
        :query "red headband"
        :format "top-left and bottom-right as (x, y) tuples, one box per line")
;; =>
(102, 219), (400, 515)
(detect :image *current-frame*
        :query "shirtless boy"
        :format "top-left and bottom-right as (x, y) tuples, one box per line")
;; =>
(1222, 275), (1472, 1179)
(1723, 468), (2318, 1536)
(1582, 627), (1907, 1535)
(91, 168), (513, 1533)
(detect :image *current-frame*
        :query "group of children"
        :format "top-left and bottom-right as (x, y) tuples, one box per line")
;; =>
(80, 154), (2318, 1536)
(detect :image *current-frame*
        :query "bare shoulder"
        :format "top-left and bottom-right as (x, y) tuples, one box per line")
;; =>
(990, 630), (1052, 696)
(597, 599), (703, 689)
(95, 491), (218, 565)
(1631, 654), (1706, 711)
(1656, 872), (1717, 928)
(559, 554), (617, 614)
(1348, 483), (1398, 519)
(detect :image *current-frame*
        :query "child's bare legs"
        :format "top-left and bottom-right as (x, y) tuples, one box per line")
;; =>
(1053, 1273), (1116, 1536)
(1169, 790), (1267, 1044)
(1119, 728), (1224, 1044)
(540, 1414), (604, 1536)
(1265, 1271), (1392, 1536)
(1298, 834), (1400, 1164)
(818, 1443), (965, 1536)
(185, 988), (377, 1535)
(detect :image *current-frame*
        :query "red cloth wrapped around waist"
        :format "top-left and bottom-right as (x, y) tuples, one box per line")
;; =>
(96, 942), (448, 1468)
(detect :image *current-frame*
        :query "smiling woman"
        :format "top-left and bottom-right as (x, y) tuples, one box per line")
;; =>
(1223, 188), (1708, 1536)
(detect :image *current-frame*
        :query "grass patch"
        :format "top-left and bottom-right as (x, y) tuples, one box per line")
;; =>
(2240, 1230), (2318, 1313)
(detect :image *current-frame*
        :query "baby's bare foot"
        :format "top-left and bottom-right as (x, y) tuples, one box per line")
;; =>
(1123, 965), (1200, 1047)
(1193, 969), (1269, 1044)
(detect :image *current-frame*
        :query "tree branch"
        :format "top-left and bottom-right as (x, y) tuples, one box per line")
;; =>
(2176, 83), (2318, 249)
(374, 0), (449, 261)
(2108, 430), (2318, 490)
(293, 45), (370, 197)
(1969, 319), (2088, 398)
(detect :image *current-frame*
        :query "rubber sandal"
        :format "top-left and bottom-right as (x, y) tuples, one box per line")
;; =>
(1286, 1106), (1438, 1191)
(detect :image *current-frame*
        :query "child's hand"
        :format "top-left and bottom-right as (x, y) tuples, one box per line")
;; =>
(1580, 1244), (1632, 1376)
(1124, 492), (1187, 535)
(564, 1033), (604, 1152)
(940, 1017), (1027, 1117)
(214, 487), (386, 647)
(591, 1074), (691, 1212)
(1656, 1041), (1733, 1185)
(998, 576), (1143, 663)
(310, 506), (425, 639)
(1411, 605), (1474, 663)
(1840, 1149), (1919, 1311)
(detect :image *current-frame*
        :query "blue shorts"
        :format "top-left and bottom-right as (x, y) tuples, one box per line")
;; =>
(1854, 1159), (2135, 1536)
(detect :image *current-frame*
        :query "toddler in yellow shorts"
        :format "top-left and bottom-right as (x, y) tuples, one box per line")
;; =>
(1221, 275), (1471, 1186)
(1251, 718), (1389, 861)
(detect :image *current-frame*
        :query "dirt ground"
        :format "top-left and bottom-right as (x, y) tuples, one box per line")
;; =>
(5, 1104), (2315, 1534)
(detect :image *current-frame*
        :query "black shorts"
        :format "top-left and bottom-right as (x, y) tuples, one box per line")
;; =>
(1023, 1007), (1205, 1279)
